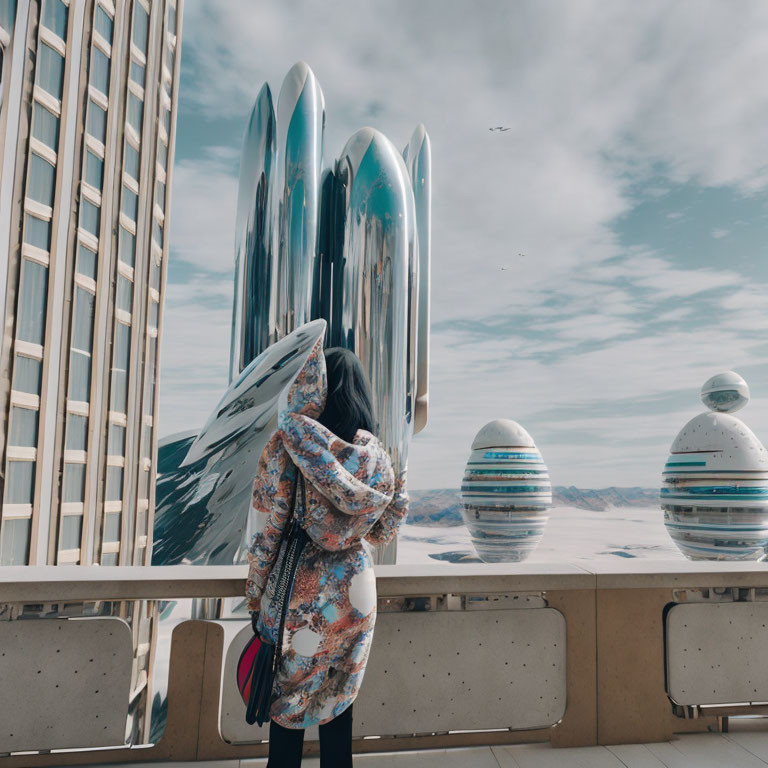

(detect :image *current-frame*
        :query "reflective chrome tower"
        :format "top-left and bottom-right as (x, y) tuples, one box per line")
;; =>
(229, 83), (275, 383)
(154, 62), (431, 566)
(403, 125), (431, 435)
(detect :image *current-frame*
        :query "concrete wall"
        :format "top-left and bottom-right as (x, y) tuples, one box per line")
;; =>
(1, 561), (768, 763)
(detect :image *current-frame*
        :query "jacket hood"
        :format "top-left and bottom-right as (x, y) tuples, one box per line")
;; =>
(277, 325), (328, 421)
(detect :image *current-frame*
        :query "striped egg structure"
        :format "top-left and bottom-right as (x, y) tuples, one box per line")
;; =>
(662, 377), (768, 560)
(461, 419), (552, 562)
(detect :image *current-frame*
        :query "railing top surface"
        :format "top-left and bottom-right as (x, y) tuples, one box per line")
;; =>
(0, 565), (244, 602)
(581, 558), (768, 589)
(2, 560), (768, 601)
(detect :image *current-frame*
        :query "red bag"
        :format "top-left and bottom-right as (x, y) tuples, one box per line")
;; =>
(236, 631), (262, 705)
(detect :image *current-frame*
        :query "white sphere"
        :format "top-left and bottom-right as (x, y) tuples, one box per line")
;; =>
(701, 371), (749, 413)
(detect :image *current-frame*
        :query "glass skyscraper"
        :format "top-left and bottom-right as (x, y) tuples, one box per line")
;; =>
(0, 0), (182, 566)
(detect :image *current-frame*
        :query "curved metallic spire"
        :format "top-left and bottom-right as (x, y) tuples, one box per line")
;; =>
(229, 83), (276, 381)
(335, 127), (416, 473)
(403, 125), (431, 435)
(156, 65), (432, 569)
(273, 62), (325, 339)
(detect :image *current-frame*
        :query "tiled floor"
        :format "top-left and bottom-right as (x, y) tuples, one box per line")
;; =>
(104, 726), (768, 767)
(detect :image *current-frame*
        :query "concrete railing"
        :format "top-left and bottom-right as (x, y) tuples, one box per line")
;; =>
(2, 560), (768, 764)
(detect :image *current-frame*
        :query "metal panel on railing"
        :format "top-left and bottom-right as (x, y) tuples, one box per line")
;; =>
(355, 607), (566, 734)
(220, 606), (566, 742)
(666, 601), (768, 706)
(0, 617), (132, 753)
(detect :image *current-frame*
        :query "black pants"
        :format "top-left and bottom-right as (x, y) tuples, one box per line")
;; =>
(266, 703), (353, 768)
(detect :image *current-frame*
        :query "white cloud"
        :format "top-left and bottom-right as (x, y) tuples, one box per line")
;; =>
(168, 151), (238, 273)
(409, 318), (768, 488)
(163, 0), (768, 489)
(158, 275), (234, 436)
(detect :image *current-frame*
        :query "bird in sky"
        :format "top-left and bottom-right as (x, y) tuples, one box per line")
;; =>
(500, 254), (527, 269)
(489, 126), (511, 132)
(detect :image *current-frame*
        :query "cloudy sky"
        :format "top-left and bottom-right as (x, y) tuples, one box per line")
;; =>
(159, 0), (768, 491)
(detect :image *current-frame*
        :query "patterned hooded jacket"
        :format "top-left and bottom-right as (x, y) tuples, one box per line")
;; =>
(245, 333), (409, 728)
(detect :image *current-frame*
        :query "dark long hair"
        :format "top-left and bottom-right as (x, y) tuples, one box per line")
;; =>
(316, 347), (378, 442)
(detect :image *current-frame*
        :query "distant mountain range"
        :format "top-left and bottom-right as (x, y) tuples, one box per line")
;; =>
(407, 486), (660, 526)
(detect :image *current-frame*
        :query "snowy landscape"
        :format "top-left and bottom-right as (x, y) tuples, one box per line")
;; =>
(398, 488), (683, 564)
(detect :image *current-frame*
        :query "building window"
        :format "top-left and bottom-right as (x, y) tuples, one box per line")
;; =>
(168, 3), (177, 34)
(63, 463), (86, 503)
(27, 153), (56, 207)
(10, 415), (39, 459)
(80, 197), (100, 237)
(133, 3), (149, 52)
(72, 286), (95, 353)
(121, 186), (138, 221)
(0, 518), (31, 565)
(23, 213), (52, 251)
(65, 413), (88, 451)
(129, 58), (145, 88)
(156, 179), (166, 210)
(148, 299), (158, 330)
(119, 226), (135, 267)
(102, 552), (118, 565)
(125, 142), (139, 180)
(69, 350), (91, 401)
(91, 46), (110, 96)
(111, 322), (130, 413)
(0, 1), (18, 33)
(108, 424), (126, 455)
(117, 275), (133, 313)
(136, 499), (147, 544)
(32, 103), (60, 150)
(94, 4), (113, 43)
(17, 259), (48, 345)
(146, 336), (156, 415)
(60, 515), (83, 550)
(149, 251), (161, 291)
(152, 218), (163, 246)
(36, 43), (65, 99)
(157, 140), (167, 169)
(41, 0), (68, 40)
(5, 460), (35, 504)
(87, 100), (107, 143)
(76, 242), (97, 279)
(141, 422), (151, 459)
(69, 287), (94, 401)
(70, 347), (93, 404)
(85, 149), (104, 190)
(162, 106), (170, 133)
(8, 406), (39, 447)
(105, 469), (123, 504)
(127, 91), (143, 133)
(12, 355), (42, 395)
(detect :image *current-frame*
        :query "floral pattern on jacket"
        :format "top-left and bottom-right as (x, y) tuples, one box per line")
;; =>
(245, 332), (409, 728)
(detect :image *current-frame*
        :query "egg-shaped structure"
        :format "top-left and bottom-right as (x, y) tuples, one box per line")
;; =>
(460, 419), (552, 562)
(663, 378), (768, 560)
